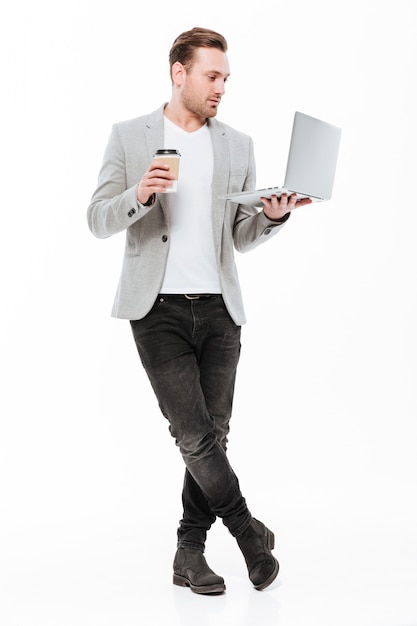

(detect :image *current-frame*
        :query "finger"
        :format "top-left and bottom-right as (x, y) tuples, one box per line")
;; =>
(278, 193), (288, 208)
(269, 193), (281, 204)
(287, 193), (298, 209)
(149, 166), (174, 179)
(259, 197), (271, 208)
(139, 174), (172, 198)
(295, 198), (313, 207)
(149, 161), (170, 171)
(146, 181), (173, 194)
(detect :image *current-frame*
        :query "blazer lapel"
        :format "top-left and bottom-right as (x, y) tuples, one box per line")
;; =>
(209, 119), (230, 245)
(144, 105), (169, 216)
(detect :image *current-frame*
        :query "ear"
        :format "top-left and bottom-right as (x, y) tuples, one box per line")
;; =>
(171, 61), (186, 86)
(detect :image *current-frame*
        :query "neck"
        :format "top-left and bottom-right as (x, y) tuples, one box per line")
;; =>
(164, 102), (206, 133)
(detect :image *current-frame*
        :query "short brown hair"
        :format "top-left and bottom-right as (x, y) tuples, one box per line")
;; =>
(169, 27), (228, 79)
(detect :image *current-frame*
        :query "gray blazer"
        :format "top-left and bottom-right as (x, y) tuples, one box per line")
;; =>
(87, 105), (288, 324)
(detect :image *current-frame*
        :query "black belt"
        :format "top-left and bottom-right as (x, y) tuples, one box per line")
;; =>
(158, 293), (220, 300)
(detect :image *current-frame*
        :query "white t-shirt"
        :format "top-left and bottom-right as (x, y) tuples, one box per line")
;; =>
(159, 116), (221, 294)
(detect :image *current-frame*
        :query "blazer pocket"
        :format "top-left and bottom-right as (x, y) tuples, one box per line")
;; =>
(228, 168), (247, 193)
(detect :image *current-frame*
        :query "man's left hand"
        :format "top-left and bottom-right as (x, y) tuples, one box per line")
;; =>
(261, 193), (312, 221)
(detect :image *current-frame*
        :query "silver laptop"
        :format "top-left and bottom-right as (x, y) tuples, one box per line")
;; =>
(222, 111), (341, 205)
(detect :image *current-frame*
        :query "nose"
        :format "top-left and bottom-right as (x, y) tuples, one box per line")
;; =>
(215, 78), (226, 95)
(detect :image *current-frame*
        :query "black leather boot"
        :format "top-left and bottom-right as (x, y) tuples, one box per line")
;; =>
(236, 518), (279, 590)
(173, 548), (226, 594)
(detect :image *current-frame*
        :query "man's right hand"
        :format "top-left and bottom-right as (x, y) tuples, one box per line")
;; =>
(136, 161), (176, 205)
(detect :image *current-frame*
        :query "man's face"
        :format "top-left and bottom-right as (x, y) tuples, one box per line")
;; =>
(180, 47), (230, 120)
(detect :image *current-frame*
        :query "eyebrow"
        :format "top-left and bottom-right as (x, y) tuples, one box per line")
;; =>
(207, 70), (231, 78)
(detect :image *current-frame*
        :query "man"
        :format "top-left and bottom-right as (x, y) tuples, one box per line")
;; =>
(87, 27), (311, 594)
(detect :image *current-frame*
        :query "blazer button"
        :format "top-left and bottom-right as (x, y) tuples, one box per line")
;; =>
(264, 228), (271, 235)
(127, 208), (136, 218)
(162, 235), (168, 242)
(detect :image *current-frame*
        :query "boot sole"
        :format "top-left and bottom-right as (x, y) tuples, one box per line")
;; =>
(173, 574), (226, 595)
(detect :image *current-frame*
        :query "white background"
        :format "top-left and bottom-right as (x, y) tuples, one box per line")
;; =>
(1, 1), (416, 625)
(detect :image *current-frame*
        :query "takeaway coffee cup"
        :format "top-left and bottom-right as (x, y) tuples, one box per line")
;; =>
(153, 149), (181, 192)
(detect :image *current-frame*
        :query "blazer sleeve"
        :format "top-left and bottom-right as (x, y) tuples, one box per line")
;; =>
(233, 207), (290, 253)
(87, 124), (152, 239)
(231, 138), (290, 252)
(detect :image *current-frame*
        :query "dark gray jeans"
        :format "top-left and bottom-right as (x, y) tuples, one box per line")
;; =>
(130, 294), (252, 551)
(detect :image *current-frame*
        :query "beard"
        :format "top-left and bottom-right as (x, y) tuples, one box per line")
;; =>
(181, 88), (219, 119)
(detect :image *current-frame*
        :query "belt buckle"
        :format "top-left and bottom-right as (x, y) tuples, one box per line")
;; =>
(184, 294), (201, 300)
